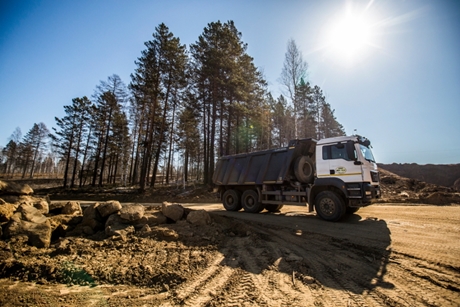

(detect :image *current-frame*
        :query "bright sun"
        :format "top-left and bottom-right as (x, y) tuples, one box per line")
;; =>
(323, 6), (376, 63)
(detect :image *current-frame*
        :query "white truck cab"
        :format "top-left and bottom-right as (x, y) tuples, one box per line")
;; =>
(313, 135), (381, 214)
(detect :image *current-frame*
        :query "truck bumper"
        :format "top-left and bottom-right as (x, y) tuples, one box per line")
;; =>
(347, 183), (380, 207)
(364, 183), (381, 199)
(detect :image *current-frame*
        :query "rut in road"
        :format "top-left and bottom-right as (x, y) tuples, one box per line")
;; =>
(162, 212), (459, 307)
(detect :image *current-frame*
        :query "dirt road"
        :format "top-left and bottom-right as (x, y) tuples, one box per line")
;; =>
(1, 204), (459, 306)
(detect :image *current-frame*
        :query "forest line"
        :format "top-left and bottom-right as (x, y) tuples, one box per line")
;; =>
(0, 21), (345, 190)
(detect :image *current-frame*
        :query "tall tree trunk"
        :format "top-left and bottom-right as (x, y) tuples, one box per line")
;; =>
(139, 98), (157, 192)
(79, 126), (92, 187)
(166, 102), (176, 185)
(70, 127), (83, 188)
(150, 84), (171, 188)
(99, 108), (113, 187)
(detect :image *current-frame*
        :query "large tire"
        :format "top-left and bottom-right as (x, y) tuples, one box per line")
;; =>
(294, 156), (315, 183)
(315, 191), (346, 222)
(265, 204), (284, 212)
(241, 190), (264, 213)
(222, 189), (242, 211)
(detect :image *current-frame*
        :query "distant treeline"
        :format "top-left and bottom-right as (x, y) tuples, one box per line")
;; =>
(0, 21), (345, 190)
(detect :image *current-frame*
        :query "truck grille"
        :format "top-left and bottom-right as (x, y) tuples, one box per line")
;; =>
(371, 171), (379, 182)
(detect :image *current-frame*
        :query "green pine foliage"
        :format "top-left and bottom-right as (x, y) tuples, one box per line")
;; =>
(1, 22), (347, 187)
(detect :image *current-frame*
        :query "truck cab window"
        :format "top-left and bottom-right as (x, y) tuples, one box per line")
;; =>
(323, 144), (350, 161)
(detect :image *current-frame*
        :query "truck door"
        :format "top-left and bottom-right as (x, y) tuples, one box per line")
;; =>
(319, 143), (363, 183)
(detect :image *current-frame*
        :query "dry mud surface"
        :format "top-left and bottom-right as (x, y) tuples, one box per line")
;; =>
(0, 204), (459, 307)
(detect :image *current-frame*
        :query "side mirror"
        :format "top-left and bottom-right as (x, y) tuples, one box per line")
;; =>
(347, 141), (357, 161)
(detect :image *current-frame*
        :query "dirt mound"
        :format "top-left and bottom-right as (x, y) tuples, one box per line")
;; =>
(377, 168), (460, 204)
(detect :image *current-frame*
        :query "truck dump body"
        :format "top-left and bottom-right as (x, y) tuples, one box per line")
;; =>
(213, 139), (316, 186)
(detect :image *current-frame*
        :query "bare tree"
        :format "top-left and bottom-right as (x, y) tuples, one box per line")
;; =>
(279, 39), (308, 139)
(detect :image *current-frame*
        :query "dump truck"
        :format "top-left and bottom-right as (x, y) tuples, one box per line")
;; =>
(212, 135), (380, 221)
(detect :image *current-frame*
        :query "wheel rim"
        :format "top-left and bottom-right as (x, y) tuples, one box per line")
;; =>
(319, 197), (336, 216)
(245, 195), (255, 208)
(225, 195), (235, 205)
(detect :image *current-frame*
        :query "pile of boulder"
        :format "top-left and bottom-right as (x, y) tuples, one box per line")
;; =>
(0, 180), (212, 248)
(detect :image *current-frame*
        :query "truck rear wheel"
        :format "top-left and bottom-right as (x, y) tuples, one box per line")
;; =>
(222, 189), (242, 211)
(242, 190), (264, 213)
(315, 191), (346, 222)
(294, 156), (315, 183)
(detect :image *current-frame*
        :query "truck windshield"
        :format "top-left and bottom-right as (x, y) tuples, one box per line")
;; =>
(360, 144), (376, 163)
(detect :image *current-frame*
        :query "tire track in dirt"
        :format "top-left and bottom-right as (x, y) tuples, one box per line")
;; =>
(204, 238), (272, 306)
(261, 226), (386, 307)
(262, 240), (318, 306)
(391, 236), (460, 268)
(256, 226), (352, 306)
(171, 250), (234, 306)
(383, 258), (460, 306)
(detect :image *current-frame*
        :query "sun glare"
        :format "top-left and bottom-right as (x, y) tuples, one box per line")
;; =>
(328, 16), (371, 57)
(322, 5), (377, 64)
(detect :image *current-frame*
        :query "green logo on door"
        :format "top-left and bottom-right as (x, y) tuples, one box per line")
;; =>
(336, 166), (347, 174)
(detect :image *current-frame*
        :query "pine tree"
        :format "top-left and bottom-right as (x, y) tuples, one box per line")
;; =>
(20, 123), (49, 178)
(1, 140), (18, 178)
(320, 102), (346, 138)
(90, 75), (130, 186)
(52, 97), (92, 188)
(190, 20), (266, 183)
(295, 78), (316, 138)
(129, 23), (188, 191)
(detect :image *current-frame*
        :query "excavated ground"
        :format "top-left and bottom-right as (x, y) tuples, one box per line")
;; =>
(0, 203), (459, 306)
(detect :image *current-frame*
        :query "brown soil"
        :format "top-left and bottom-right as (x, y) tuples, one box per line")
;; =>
(0, 203), (459, 306)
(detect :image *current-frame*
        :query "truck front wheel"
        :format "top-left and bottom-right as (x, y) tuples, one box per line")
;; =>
(315, 191), (346, 222)
(242, 190), (264, 213)
(222, 189), (242, 211)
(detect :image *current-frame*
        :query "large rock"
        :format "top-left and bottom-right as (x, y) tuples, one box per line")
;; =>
(105, 213), (124, 229)
(31, 198), (49, 215)
(97, 200), (122, 217)
(187, 210), (212, 226)
(143, 212), (168, 225)
(120, 204), (144, 221)
(48, 215), (83, 231)
(80, 203), (104, 231)
(3, 212), (51, 248)
(0, 203), (16, 222)
(162, 202), (184, 222)
(6, 195), (50, 214)
(16, 204), (47, 224)
(61, 201), (83, 216)
(105, 213), (134, 239)
(61, 203), (102, 237)
(0, 180), (34, 196)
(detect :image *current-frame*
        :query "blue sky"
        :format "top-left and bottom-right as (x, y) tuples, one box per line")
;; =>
(1, 0), (459, 165)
